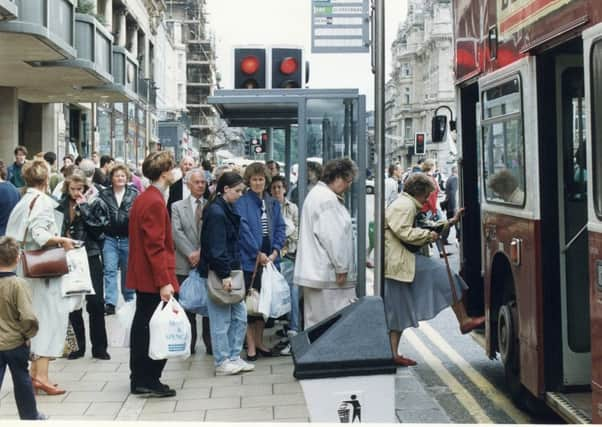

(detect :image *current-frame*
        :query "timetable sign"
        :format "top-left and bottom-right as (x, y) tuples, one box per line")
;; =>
(311, 0), (370, 54)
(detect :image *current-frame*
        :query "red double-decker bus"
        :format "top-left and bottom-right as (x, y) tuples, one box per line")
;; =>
(453, 0), (602, 422)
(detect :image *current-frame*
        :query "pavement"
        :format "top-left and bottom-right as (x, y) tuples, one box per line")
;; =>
(0, 244), (458, 423)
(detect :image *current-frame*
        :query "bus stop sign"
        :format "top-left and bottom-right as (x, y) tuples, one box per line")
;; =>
(311, 0), (370, 53)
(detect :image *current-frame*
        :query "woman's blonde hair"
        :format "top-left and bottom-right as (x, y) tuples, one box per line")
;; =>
(61, 169), (88, 195)
(22, 160), (48, 188)
(421, 158), (435, 173)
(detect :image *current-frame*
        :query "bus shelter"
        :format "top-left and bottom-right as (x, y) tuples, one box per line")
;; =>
(208, 88), (367, 295)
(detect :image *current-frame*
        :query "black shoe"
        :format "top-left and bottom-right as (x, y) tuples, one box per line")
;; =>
(67, 351), (84, 360)
(147, 384), (176, 398)
(246, 353), (258, 362)
(105, 304), (115, 315)
(256, 347), (274, 357)
(276, 328), (288, 338)
(92, 352), (111, 360)
(130, 384), (153, 395)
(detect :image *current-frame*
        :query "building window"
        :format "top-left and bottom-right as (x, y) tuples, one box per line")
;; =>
(403, 87), (411, 105)
(404, 118), (413, 139)
(401, 63), (411, 77)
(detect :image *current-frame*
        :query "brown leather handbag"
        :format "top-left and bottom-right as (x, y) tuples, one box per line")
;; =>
(20, 195), (69, 278)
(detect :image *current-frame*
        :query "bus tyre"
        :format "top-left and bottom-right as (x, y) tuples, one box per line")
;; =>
(497, 302), (522, 402)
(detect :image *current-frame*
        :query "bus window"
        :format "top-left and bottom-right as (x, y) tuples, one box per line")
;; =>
(591, 40), (602, 218)
(481, 77), (526, 206)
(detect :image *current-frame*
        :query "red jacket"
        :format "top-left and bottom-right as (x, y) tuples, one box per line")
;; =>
(126, 185), (179, 294)
(420, 174), (440, 215)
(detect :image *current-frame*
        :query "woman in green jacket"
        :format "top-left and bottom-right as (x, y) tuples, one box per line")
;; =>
(384, 173), (484, 366)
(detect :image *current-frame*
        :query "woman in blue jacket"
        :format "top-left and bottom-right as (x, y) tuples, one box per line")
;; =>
(235, 163), (286, 361)
(198, 172), (255, 376)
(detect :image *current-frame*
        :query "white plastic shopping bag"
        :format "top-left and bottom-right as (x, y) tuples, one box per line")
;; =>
(258, 264), (273, 319)
(265, 263), (291, 318)
(60, 247), (95, 297)
(110, 300), (136, 348)
(148, 298), (191, 360)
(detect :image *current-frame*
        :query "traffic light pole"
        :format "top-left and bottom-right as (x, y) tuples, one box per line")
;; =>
(373, 0), (385, 297)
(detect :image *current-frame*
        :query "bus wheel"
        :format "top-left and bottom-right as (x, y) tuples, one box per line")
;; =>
(498, 302), (522, 401)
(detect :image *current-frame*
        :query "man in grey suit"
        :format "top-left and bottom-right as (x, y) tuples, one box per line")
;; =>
(171, 168), (211, 355)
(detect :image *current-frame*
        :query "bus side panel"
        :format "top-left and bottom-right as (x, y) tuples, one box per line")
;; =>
(483, 212), (544, 395)
(589, 231), (602, 423)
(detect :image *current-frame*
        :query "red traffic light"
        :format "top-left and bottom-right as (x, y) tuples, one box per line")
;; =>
(241, 55), (260, 75)
(279, 57), (298, 75)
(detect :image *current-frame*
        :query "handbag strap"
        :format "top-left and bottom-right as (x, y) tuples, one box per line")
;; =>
(249, 254), (262, 290)
(21, 195), (41, 246)
(440, 242), (459, 304)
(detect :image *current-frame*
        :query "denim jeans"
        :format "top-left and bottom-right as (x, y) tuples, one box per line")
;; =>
(205, 277), (247, 367)
(281, 258), (299, 333)
(103, 236), (135, 306)
(0, 344), (39, 419)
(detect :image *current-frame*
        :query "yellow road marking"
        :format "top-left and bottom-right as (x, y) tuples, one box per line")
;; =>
(404, 329), (494, 423)
(419, 322), (532, 424)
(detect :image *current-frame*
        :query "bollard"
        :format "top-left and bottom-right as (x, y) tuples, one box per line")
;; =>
(291, 296), (397, 422)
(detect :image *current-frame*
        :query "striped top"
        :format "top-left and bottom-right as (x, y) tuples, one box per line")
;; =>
(261, 199), (269, 236)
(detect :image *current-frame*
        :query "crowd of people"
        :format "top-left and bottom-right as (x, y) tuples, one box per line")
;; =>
(0, 143), (484, 420)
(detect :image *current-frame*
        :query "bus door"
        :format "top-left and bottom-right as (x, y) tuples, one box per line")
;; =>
(555, 56), (591, 386)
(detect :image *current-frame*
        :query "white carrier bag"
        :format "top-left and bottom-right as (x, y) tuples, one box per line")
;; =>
(148, 297), (191, 360)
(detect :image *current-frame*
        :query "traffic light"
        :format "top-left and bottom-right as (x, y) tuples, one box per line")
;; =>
(431, 115), (447, 142)
(260, 132), (268, 153)
(415, 132), (426, 155)
(250, 137), (263, 154)
(234, 48), (266, 89)
(271, 47), (302, 88)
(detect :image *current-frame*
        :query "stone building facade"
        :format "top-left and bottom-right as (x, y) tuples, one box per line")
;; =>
(385, 0), (456, 174)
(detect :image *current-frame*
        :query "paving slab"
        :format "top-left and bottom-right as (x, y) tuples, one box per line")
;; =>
(274, 404), (310, 419)
(242, 393), (306, 408)
(175, 396), (241, 411)
(204, 405), (274, 422)
(211, 383), (273, 398)
(85, 401), (123, 417)
(140, 399), (177, 414)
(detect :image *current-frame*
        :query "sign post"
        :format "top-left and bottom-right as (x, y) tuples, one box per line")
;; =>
(311, 0), (370, 54)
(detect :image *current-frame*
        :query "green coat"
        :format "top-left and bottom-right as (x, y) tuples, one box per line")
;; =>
(384, 192), (446, 283)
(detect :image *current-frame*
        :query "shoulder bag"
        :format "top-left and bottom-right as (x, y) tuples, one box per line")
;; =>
(21, 195), (69, 278)
(245, 256), (261, 315)
(207, 269), (245, 305)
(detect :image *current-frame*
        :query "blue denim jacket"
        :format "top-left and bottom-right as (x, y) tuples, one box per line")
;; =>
(235, 191), (286, 272)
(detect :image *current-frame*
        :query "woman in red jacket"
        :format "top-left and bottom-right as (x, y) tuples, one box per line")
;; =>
(127, 151), (181, 398)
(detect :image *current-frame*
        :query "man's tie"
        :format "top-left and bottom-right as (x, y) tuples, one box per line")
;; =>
(195, 198), (203, 233)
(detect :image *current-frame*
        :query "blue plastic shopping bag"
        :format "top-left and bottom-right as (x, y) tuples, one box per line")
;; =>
(179, 270), (208, 316)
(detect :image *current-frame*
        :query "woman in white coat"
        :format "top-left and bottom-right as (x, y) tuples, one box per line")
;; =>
(293, 158), (358, 328)
(6, 160), (77, 395)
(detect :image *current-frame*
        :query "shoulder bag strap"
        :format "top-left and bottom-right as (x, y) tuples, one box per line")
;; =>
(21, 195), (41, 246)
(249, 254), (262, 290)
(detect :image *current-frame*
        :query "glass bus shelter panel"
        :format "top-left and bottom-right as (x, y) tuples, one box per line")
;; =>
(304, 97), (365, 294)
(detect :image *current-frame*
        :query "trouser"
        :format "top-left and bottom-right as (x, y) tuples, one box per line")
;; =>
(69, 255), (108, 355)
(176, 274), (212, 354)
(206, 288), (247, 367)
(281, 258), (300, 333)
(0, 344), (39, 420)
(129, 292), (167, 388)
(103, 236), (135, 306)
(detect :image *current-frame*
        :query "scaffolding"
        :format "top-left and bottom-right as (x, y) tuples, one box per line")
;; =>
(165, 0), (217, 145)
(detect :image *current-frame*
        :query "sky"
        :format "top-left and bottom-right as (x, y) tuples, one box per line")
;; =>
(205, 0), (408, 106)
